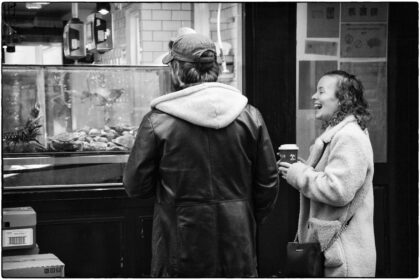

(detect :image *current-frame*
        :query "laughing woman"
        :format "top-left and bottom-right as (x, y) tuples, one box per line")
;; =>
(278, 70), (376, 277)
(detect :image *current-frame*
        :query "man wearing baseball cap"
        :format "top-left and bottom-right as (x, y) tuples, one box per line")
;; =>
(124, 30), (279, 277)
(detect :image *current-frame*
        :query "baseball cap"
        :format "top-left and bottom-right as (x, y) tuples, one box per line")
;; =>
(162, 33), (217, 64)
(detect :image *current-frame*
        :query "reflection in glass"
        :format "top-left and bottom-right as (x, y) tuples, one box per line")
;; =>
(2, 65), (171, 189)
(2, 65), (171, 154)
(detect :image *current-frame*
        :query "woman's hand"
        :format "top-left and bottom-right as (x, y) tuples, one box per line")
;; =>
(277, 161), (292, 180)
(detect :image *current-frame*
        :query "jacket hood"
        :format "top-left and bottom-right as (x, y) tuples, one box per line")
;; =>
(151, 82), (248, 129)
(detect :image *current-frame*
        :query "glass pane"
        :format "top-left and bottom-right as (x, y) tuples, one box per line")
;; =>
(296, 3), (388, 162)
(4, 44), (63, 65)
(2, 68), (45, 151)
(2, 65), (171, 188)
(100, 3), (244, 91)
(3, 2), (243, 92)
(1, 3), (245, 189)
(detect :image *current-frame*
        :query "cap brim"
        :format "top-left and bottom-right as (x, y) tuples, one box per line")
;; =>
(162, 52), (173, 64)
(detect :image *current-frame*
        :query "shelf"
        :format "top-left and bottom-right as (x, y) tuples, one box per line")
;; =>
(3, 154), (129, 169)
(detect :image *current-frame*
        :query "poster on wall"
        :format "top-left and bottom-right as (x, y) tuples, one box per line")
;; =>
(298, 60), (337, 109)
(341, 24), (387, 57)
(341, 3), (388, 22)
(341, 62), (387, 162)
(305, 40), (337, 56)
(307, 3), (339, 38)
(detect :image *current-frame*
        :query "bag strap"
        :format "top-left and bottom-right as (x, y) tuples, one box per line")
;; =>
(321, 217), (351, 252)
(322, 181), (369, 252)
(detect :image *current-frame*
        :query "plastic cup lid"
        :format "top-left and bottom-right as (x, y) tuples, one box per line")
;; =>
(278, 144), (299, 150)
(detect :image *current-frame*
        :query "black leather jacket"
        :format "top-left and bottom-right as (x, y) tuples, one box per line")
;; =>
(124, 104), (279, 277)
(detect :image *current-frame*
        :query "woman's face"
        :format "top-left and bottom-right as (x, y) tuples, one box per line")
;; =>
(312, 75), (340, 121)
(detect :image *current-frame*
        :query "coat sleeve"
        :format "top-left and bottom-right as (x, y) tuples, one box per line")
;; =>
(123, 114), (158, 198)
(253, 110), (279, 224)
(286, 130), (369, 207)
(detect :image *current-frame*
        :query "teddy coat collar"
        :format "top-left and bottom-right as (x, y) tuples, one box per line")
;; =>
(306, 115), (359, 168)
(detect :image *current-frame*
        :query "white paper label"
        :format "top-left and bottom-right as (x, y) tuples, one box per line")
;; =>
(2, 228), (33, 247)
(71, 39), (79, 49)
(98, 30), (105, 41)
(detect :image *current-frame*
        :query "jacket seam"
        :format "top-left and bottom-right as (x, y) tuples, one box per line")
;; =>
(207, 130), (215, 199)
(147, 114), (158, 149)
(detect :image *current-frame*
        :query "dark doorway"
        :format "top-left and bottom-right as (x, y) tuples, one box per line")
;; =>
(386, 2), (418, 277)
(245, 2), (418, 277)
(245, 3), (297, 277)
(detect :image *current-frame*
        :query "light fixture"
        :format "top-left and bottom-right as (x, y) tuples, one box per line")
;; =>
(97, 3), (110, 15)
(25, 3), (42, 9)
(25, 2), (49, 9)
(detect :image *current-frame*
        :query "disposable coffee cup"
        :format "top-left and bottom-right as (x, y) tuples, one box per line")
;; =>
(278, 144), (299, 164)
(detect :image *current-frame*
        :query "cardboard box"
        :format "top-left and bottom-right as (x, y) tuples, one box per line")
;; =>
(2, 207), (36, 250)
(2, 253), (65, 277)
(2, 244), (40, 257)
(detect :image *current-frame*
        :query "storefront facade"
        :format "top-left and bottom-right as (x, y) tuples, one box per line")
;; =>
(2, 2), (418, 277)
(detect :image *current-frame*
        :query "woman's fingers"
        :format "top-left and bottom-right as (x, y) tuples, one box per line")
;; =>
(278, 166), (288, 173)
(277, 166), (289, 178)
(278, 162), (292, 168)
(277, 162), (292, 179)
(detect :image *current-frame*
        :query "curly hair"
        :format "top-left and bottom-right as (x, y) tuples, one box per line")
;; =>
(171, 50), (220, 88)
(322, 70), (371, 130)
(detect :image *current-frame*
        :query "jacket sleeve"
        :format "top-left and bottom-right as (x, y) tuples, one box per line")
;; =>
(253, 110), (279, 224)
(123, 114), (158, 198)
(286, 130), (369, 207)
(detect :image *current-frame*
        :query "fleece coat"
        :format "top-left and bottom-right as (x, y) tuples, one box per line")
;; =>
(286, 115), (376, 277)
(124, 82), (279, 277)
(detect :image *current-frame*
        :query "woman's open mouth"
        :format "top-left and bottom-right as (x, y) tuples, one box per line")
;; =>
(314, 103), (322, 110)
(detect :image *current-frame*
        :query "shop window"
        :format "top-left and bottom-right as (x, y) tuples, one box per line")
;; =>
(3, 44), (63, 65)
(1, 3), (243, 190)
(97, 3), (243, 90)
(296, 3), (388, 162)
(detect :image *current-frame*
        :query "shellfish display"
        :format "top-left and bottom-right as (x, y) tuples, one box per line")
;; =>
(47, 125), (136, 152)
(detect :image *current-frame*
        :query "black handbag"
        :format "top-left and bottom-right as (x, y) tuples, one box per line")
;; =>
(285, 217), (353, 277)
(285, 240), (324, 277)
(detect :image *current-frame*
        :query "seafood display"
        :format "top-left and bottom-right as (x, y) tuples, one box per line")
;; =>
(2, 65), (171, 154)
(2, 90), (46, 153)
(2, 115), (46, 153)
(47, 125), (136, 152)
